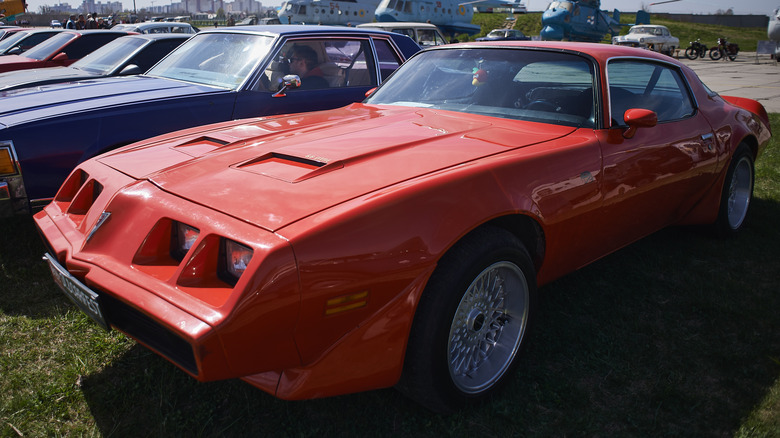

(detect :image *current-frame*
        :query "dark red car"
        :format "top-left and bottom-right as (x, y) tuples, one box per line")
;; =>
(0, 29), (135, 73)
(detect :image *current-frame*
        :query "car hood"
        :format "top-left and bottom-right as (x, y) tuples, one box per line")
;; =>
(97, 103), (577, 232)
(0, 66), (99, 91)
(0, 76), (226, 126)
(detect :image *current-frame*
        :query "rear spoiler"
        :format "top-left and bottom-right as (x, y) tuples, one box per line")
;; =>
(721, 95), (771, 135)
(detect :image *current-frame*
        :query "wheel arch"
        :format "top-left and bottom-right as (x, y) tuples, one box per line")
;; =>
(470, 213), (546, 274)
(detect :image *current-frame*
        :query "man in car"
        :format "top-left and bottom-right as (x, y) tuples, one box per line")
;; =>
(289, 45), (329, 90)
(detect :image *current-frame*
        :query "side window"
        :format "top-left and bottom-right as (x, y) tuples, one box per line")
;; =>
(63, 34), (124, 59)
(259, 38), (376, 92)
(372, 38), (402, 81)
(129, 39), (185, 72)
(608, 60), (695, 126)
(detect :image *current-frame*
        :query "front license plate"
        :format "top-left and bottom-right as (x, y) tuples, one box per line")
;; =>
(44, 253), (109, 331)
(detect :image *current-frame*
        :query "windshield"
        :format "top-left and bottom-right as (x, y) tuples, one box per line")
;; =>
(22, 32), (77, 60)
(629, 26), (652, 34)
(0, 31), (28, 52)
(70, 36), (146, 74)
(547, 1), (573, 11)
(366, 48), (596, 128)
(146, 33), (274, 89)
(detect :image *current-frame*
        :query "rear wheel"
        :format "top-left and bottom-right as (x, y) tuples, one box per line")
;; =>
(397, 227), (537, 412)
(713, 144), (754, 235)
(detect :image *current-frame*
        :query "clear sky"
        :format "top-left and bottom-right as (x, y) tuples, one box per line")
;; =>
(23, 0), (779, 17)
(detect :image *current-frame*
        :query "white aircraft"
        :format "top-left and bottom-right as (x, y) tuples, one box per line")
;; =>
(278, 0), (382, 25)
(768, 7), (780, 55)
(374, 0), (526, 36)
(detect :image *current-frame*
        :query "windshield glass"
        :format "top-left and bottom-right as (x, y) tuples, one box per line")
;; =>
(629, 26), (652, 34)
(146, 33), (274, 89)
(22, 32), (77, 60)
(366, 48), (596, 128)
(70, 36), (146, 74)
(0, 31), (28, 52)
(548, 1), (573, 11)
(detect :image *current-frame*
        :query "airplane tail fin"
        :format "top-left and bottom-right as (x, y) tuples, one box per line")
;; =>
(635, 10), (650, 25)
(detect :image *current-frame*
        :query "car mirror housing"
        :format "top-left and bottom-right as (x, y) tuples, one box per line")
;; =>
(272, 75), (301, 98)
(119, 64), (142, 76)
(622, 108), (658, 139)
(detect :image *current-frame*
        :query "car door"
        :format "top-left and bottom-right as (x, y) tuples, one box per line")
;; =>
(597, 59), (718, 250)
(231, 36), (405, 119)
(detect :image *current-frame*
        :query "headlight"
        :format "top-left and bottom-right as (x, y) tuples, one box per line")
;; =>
(171, 222), (200, 260)
(220, 239), (253, 285)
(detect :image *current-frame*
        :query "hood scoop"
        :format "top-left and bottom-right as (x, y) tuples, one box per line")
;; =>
(235, 153), (339, 183)
(173, 136), (230, 157)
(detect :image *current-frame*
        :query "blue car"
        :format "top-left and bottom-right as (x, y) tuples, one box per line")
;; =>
(0, 25), (419, 216)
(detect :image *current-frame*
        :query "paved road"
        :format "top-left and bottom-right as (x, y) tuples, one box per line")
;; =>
(677, 52), (780, 113)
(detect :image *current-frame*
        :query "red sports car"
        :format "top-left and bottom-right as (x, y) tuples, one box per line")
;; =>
(34, 41), (771, 412)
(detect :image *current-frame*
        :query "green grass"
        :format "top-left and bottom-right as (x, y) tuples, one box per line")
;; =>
(1, 80), (780, 437)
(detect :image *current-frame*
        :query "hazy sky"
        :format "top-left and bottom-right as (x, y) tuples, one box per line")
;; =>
(23, 0), (779, 17)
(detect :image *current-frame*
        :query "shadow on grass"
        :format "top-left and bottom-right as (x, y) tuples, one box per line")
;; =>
(74, 197), (780, 436)
(0, 216), (69, 318)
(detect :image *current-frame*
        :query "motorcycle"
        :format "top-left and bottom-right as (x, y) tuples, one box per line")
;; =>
(709, 37), (739, 61)
(684, 39), (708, 60)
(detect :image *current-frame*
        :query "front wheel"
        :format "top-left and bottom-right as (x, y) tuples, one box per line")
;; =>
(713, 144), (754, 235)
(709, 47), (723, 60)
(684, 46), (697, 60)
(397, 227), (537, 412)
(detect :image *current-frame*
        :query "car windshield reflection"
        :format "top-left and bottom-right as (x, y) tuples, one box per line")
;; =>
(366, 48), (597, 128)
(146, 33), (274, 89)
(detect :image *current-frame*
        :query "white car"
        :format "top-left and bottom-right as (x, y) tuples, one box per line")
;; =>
(612, 25), (679, 56)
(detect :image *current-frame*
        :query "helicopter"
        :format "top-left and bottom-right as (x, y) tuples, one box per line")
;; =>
(540, 0), (649, 43)
(278, 0), (382, 26)
(0, 0), (28, 24)
(374, 0), (526, 36)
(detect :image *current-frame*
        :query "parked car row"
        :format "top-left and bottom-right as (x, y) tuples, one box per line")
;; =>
(0, 24), (771, 413)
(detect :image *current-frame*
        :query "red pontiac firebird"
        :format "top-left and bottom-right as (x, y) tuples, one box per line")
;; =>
(34, 41), (770, 412)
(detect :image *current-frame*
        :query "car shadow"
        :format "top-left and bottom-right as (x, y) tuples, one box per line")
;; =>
(77, 196), (780, 436)
(0, 216), (69, 319)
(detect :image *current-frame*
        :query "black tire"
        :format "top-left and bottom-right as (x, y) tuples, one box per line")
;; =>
(713, 144), (754, 235)
(709, 47), (723, 60)
(728, 53), (738, 61)
(684, 46), (697, 60)
(397, 226), (537, 413)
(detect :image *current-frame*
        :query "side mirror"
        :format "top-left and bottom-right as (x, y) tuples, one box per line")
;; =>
(364, 87), (377, 98)
(118, 64), (142, 75)
(52, 52), (69, 62)
(272, 74), (301, 98)
(622, 108), (657, 139)
(6, 47), (21, 55)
